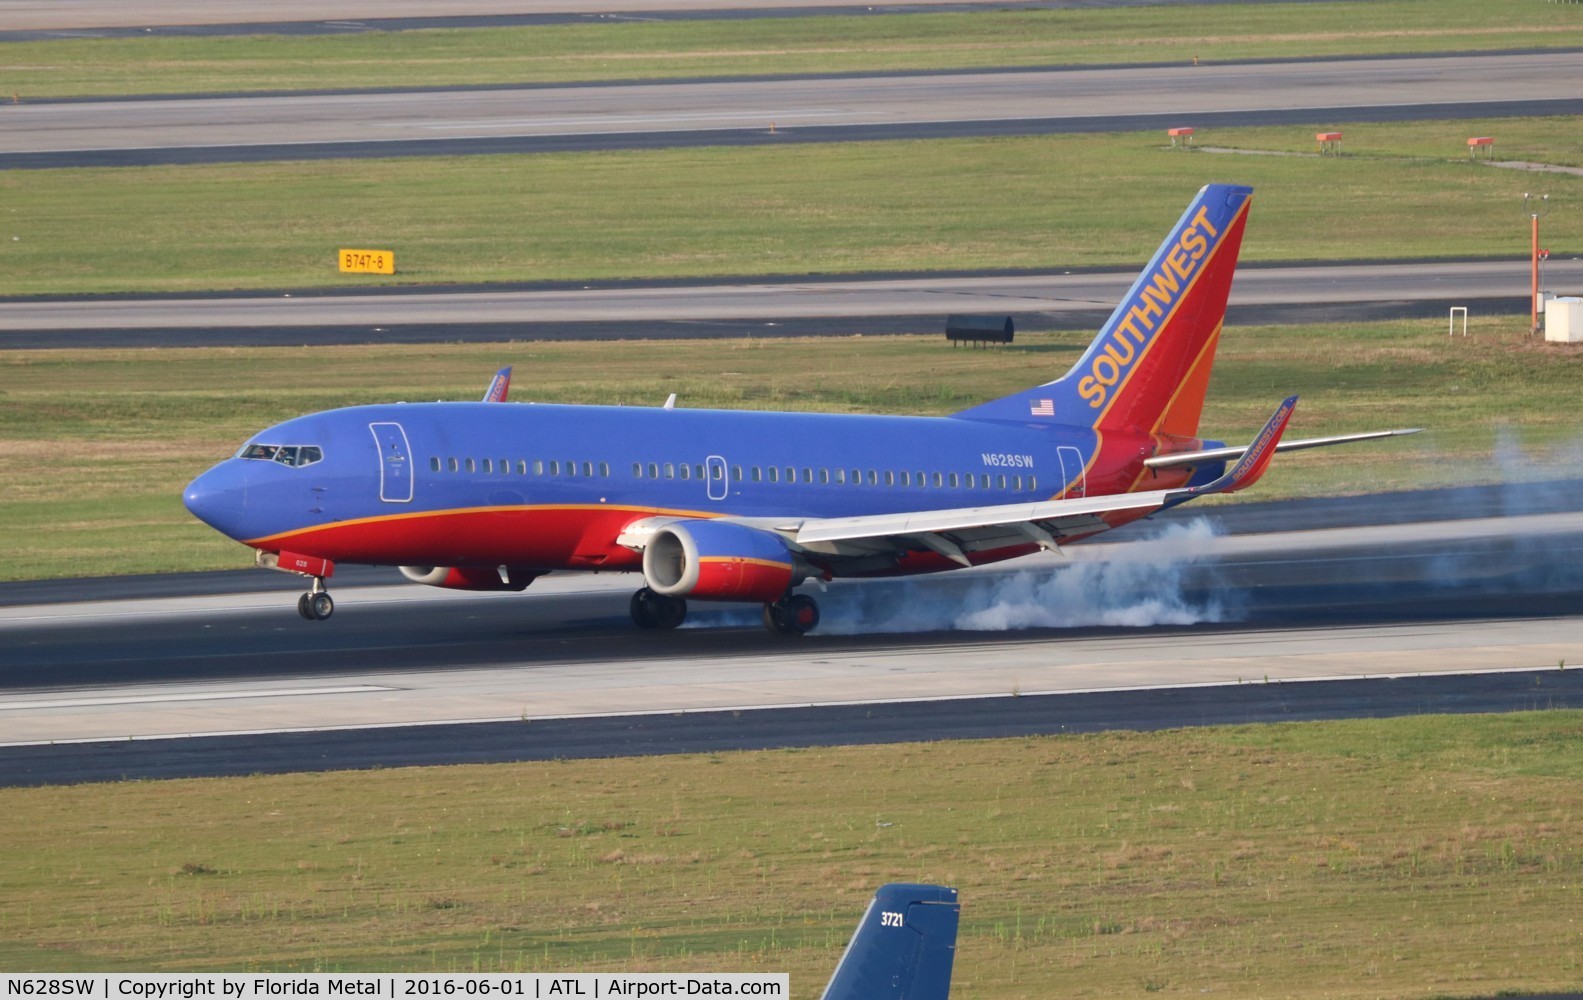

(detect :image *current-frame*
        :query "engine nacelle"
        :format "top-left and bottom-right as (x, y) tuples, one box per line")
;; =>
(399, 565), (537, 591)
(642, 520), (799, 603)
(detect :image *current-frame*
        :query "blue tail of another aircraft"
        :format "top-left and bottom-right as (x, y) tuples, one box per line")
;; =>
(821, 884), (960, 1000)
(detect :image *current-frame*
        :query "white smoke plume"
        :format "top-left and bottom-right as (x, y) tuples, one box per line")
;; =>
(815, 517), (1232, 635)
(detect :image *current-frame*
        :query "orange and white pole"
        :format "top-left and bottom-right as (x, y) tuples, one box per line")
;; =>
(1532, 211), (1540, 334)
(1525, 193), (1549, 335)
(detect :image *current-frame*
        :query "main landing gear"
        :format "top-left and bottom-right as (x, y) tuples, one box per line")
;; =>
(762, 593), (820, 635)
(628, 587), (821, 635)
(297, 577), (334, 621)
(630, 587), (687, 630)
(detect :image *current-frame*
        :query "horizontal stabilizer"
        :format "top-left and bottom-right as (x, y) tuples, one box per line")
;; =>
(1145, 427), (1420, 471)
(779, 397), (1298, 550)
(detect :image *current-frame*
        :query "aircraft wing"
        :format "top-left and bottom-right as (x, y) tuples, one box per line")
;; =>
(772, 397), (1297, 564)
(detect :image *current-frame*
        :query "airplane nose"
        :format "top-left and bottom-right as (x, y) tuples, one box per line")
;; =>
(183, 463), (246, 538)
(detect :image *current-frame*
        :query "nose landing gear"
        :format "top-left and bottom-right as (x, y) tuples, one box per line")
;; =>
(257, 551), (338, 622)
(297, 577), (334, 621)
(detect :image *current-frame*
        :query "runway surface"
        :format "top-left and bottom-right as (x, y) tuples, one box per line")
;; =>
(3, 483), (1581, 786)
(5, 258), (1574, 349)
(5, 52), (1580, 169)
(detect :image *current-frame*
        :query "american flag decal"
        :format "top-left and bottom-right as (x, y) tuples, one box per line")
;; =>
(1029, 399), (1054, 416)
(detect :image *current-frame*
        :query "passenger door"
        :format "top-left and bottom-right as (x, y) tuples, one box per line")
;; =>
(369, 422), (413, 503)
(1057, 445), (1086, 499)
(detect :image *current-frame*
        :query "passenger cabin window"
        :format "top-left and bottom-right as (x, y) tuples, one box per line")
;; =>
(599, 462), (609, 477)
(482, 459), (492, 474)
(429, 457), (440, 472)
(680, 464), (691, 480)
(767, 467), (779, 483)
(466, 458), (477, 473)
(633, 462), (643, 478)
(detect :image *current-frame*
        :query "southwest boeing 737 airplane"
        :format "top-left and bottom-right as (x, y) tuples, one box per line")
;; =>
(184, 184), (1414, 634)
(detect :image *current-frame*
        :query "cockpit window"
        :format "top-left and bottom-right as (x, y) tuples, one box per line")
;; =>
(238, 444), (323, 468)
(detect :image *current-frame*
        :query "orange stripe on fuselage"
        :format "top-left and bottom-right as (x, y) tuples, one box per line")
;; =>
(245, 503), (723, 570)
(244, 502), (719, 549)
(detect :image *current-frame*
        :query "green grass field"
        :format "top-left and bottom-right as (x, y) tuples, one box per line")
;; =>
(4, 711), (1581, 996)
(1, 315), (1576, 582)
(3, 0), (1580, 98)
(3, 119), (1580, 296)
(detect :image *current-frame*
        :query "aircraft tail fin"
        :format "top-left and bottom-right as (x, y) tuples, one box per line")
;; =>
(482, 367), (512, 403)
(820, 883), (959, 1000)
(954, 183), (1251, 436)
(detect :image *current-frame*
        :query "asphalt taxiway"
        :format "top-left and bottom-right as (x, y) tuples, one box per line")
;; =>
(5, 258), (1577, 349)
(6, 52), (1580, 169)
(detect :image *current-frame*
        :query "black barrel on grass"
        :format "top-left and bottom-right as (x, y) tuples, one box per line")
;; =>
(945, 314), (1014, 347)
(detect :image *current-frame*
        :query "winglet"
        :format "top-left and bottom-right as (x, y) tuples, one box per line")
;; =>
(821, 884), (959, 1000)
(1177, 394), (1297, 499)
(482, 367), (512, 403)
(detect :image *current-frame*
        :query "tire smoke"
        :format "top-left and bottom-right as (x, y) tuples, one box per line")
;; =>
(815, 517), (1232, 635)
